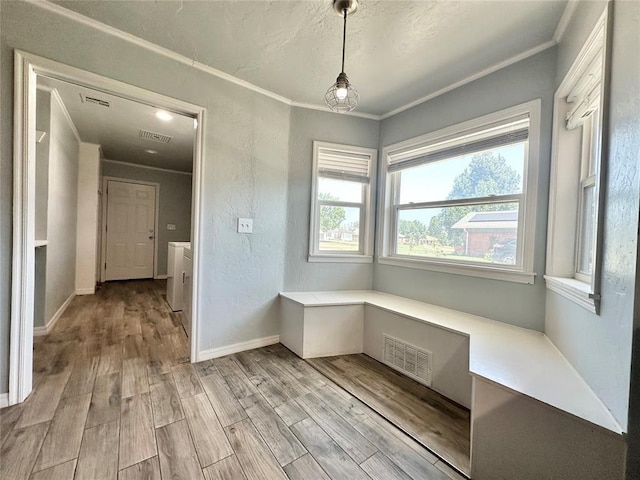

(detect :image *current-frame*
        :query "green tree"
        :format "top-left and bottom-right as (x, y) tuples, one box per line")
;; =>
(427, 216), (448, 245)
(319, 192), (346, 232)
(398, 219), (427, 250)
(437, 152), (521, 246)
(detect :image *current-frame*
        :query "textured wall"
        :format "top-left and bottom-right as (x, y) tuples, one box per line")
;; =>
(101, 161), (193, 277)
(545, 0), (639, 435)
(374, 48), (557, 331)
(76, 143), (100, 293)
(44, 93), (80, 324)
(0, 1), (290, 391)
(284, 107), (379, 292)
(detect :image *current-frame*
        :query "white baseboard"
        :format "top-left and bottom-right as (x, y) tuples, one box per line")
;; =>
(75, 287), (95, 295)
(154, 274), (168, 280)
(0, 393), (8, 409)
(34, 292), (75, 337)
(198, 335), (280, 361)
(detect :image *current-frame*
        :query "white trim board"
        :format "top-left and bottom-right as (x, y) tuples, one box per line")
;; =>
(198, 336), (280, 361)
(28, 0), (560, 121)
(75, 288), (95, 296)
(0, 394), (8, 409)
(154, 274), (168, 280)
(554, 0), (580, 43)
(37, 85), (82, 144)
(102, 158), (193, 176)
(34, 292), (75, 337)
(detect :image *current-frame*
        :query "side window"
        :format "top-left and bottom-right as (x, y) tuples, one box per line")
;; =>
(545, 12), (608, 313)
(309, 142), (377, 262)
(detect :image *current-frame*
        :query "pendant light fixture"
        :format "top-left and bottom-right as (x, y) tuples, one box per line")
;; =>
(324, 0), (359, 113)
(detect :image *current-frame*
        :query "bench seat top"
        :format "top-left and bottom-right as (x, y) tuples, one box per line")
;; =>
(280, 290), (623, 434)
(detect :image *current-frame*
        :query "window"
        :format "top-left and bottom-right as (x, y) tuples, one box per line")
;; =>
(545, 11), (608, 314)
(379, 101), (541, 284)
(309, 141), (377, 262)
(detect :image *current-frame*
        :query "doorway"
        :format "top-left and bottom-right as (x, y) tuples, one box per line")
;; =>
(10, 51), (206, 405)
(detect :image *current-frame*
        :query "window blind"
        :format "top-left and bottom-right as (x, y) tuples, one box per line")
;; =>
(388, 117), (529, 173)
(565, 49), (603, 130)
(318, 148), (371, 183)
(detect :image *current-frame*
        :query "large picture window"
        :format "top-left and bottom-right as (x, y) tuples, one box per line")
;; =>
(309, 142), (377, 262)
(379, 101), (541, 283)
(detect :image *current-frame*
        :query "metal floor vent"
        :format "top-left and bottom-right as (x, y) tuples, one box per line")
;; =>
(139, 129), (173, 144)
(383, 334), (432, 387)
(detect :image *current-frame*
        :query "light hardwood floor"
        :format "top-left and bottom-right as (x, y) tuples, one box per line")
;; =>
(0, 280), (465, 480)
(307, 355), (471, 475)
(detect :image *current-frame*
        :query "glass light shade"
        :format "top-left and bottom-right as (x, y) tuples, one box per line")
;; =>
(324, 73), (359, 113)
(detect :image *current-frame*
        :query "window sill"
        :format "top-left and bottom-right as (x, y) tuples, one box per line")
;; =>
(308, 254), (373, 264)
(544, 275), (597, 313)
(378, 256), (535, 284)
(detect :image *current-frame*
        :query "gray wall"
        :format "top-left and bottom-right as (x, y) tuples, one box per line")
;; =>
(44, 92), (80, 325)
(101, 161), (193, 277)
(0, 0), (290, 391)
(284, 107), (379, 291)
(374, 48), (557, 331)
(545, 0), (637, 434)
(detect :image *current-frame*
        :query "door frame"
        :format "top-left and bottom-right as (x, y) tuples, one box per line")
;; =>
(10, 50), (206, 405)
(100, 177), (160, 282)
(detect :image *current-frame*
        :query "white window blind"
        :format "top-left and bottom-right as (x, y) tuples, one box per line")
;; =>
(388, 115), (529, 173)
(317, 147), (371, 183)
(566, 47), (603, 130)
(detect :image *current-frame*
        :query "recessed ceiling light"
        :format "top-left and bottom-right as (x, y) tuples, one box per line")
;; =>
(145, 149), (158, 154)
(155, 110), (173, 121)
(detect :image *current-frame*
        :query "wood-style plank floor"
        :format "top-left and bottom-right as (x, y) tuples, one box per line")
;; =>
(307, 355), (471, 475)
(1, 280), (465, 480)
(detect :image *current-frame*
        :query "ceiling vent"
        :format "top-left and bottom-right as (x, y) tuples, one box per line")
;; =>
(139, 129), (173, 144)
(80, 94), (110, 107)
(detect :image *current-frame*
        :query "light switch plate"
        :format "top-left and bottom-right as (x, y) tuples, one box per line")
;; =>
(167, 224), (176, 231)
(237, 218), (253, 234)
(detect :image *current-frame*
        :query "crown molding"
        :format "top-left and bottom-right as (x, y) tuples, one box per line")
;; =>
(380, 40), (557, 120)
(102, 158), (193, 176)
(30, 0), (559, 123)
(38, 85), (82, 143)
(554, 0), (580, 43)
(28, 0), (292, 106)
(290, 101), (381, 120)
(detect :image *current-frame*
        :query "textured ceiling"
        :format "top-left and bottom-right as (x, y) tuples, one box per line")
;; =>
(53, 0), (567, 116)
(38, 76), (195, 172)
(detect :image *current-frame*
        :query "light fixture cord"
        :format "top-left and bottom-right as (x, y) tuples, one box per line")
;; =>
(341, 8), (347, 73)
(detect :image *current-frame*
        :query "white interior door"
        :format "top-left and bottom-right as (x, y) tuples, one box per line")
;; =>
(105, 180), (156, 280)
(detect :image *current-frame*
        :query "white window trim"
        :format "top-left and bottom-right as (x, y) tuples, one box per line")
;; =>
(377, 100), (541, 285)
(309, 141), (377, 263)
(545, 7), (610, 314)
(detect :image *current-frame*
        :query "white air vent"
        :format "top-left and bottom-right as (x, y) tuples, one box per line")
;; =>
(139, 129), (173, 144)
(80, 94), (110, 107)
(383, 334), (432, 386)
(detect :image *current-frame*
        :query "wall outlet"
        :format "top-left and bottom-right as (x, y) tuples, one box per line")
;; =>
(167, 224), (176, 231)
(237, 218), (253, 234)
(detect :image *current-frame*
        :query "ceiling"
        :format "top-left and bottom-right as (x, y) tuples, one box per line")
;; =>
(53, 0), (568, 116)
(38, 76), (195, 172)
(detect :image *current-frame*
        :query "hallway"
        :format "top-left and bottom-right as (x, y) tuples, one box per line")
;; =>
(1, 281), (462, 480)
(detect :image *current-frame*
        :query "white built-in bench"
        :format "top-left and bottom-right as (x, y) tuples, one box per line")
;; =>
(280, 290), (626, 480)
